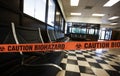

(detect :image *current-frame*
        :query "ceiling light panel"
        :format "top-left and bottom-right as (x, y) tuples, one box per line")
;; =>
(103, 0), (120, 7)
(70, 0), (79, 6)
(110, 23), (118, 25)
(92, 14), (105, 17)
(108, 16), (119, 20)
(71, 13), (81, 15)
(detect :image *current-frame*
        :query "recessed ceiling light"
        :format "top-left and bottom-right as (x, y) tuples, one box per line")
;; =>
(108, 16), (119, 20)
(92, 14), (105, 17)
(71, 13), (81, 15)
(103, 0), (120, 7)
(56, 12), (60, 15)
(70, 0), (79, 6)
(110, 23), (118, 25)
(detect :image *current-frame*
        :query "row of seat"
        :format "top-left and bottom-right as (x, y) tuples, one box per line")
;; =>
(0, 22), (69, 76)
(47, 29), (69, 42)
(70, 33), (98, 41)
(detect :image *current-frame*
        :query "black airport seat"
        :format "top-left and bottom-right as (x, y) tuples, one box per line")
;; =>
(54, 31), (69, 42)
(47, 29), (56, 42)
(13, 23), (64, 65)
(0, 23), (23, 76)
(47, 29), (69, 42)
(0, 23), (64, 76)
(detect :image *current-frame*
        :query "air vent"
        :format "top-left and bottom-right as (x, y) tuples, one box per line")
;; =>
(84, 6), (93, 9)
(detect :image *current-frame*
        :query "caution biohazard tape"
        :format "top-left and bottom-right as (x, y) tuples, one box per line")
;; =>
(0, 40), (120, 53)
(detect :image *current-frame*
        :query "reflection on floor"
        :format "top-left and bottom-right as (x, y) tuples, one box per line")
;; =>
(57, 49), (120, 76)
(109, 48), (120, 55)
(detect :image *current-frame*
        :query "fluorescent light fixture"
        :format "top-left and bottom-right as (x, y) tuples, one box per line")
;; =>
(103, 0), (120, 7)
(71, 13), (81, 15)
(92, 14), (105, 17)
(110, 23), (118, 25)
(70, 0), (79, 6)
(108, 16), (119, 20)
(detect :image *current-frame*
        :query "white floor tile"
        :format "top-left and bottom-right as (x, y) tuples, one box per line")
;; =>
(66, 64), (80, 72)
(77, 61), (90, 67)
(68, 51), (76, 54)
(92, 68), (109, 76)
(68, 56), (77, 60)
(92, 56), (102, 60)
(100, 64), (116, 71)
(81, 73), (95, 76)
(56, 70), (65, 76)
(86, 58), (97, 63)
(61, 58), (67, 63)
(76, 54), (85, 58)
(83, 53), (90, 56)
(105, 60), (119, 66)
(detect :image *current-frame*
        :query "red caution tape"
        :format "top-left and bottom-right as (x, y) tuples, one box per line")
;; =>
(0, 40), (120, 53)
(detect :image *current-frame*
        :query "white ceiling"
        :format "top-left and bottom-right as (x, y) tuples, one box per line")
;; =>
(58, 0), (120, 28)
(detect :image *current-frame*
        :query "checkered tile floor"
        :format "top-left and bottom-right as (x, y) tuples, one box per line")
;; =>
(58, 50), (120, 76)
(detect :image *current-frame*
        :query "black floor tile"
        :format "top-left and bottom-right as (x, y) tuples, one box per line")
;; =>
(95, 53), (103, 56)
(79, 66), (95, 75)
(64, 55), (68, 58)
(68, 53), (76, 56)
(82, 51), (88, 53)
(67, 59), (78, 65)
(90, 54), (96, 56)
(109, 54), (118, 57)
(76, 52), (82, 54)
(116, 62), (120, 66)
(106, 56), (115, 59)
(96, 60), (108, 64)
(65, 71), (80, 76)
(77, 57), (86, 61)
(60, 63), (66, 70)
(111, 65), (120, 71)
(101, 57), (111, 61)
(84, 55), (93, 58)
(89, 62), (102, 68)
(106, 70), (120, 76)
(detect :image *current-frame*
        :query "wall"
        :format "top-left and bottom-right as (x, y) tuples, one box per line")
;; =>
(0, 0), (20, 25)
(111, 30), (120, 40)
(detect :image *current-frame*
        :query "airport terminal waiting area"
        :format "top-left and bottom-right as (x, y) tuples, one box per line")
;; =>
(0, 23), (120, 76)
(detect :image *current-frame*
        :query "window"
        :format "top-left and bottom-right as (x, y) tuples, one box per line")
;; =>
(24, 0), (46, 22)
(65, 22), (67, 34)
(60, 18), (64, 31)
(101, 30), (105, 39)
(72, 27), (80, 33)
(80, 28), (86, 34)
(95, 29), (98, 35)
(24, 0), (34, 17)
(35, 0), (46, 22)
(89, 29), (94, 34)
(69, 27), (72, 33)
(47, 0), (55, 26)
(99, 28), (112, 40)
(65, 22), (72, 34)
